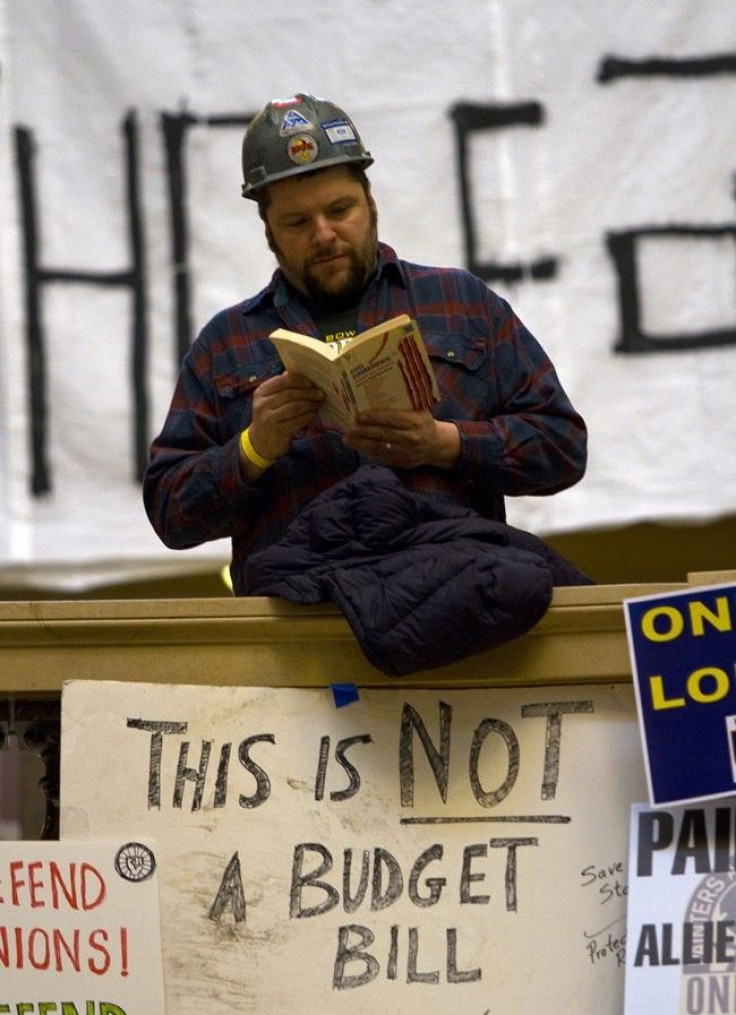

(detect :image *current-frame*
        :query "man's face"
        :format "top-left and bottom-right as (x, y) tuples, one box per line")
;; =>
(263, 166), (378, 308)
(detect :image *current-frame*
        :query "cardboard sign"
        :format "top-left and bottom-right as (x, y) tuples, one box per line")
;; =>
(624, 800), (736, 1014)
(0, 839), (165, 1014)
(60, 681), (646, 1015)
(624, 583), (736, 805)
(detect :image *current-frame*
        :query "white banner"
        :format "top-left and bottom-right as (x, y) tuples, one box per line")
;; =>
(2, 0), (735, 565)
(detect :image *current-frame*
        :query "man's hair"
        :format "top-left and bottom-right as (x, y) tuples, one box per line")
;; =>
(256, 164), (372, 223)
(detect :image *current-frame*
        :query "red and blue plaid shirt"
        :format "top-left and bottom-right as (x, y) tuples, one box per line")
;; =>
(144, 243), (587, 592)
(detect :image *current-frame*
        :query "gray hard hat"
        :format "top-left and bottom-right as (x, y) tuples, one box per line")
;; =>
(241, 93), (374, 200)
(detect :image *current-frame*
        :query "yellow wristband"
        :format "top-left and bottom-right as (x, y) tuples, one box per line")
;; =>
(240, 427), (275, 470)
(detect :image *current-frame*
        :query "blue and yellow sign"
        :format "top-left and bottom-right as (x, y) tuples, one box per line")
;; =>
(624, 583), (736, 806)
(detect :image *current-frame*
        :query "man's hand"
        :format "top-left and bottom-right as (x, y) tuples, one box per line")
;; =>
(343, 410), (461, 470)
(242, 372), (324, 476)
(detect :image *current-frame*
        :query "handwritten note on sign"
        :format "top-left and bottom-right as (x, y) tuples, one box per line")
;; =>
(60, 681), (646, 1015)
(0, 839), (165, 1014)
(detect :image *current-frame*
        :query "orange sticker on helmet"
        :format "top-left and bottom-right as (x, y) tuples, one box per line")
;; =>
(287, 134), (319, 166)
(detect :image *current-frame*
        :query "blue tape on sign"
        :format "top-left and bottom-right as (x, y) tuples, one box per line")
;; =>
(331, 683), (360, 708)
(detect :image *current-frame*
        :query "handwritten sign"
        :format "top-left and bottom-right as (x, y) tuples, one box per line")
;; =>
(624, 800), (736, 1014)
(624, 582), (736, 805)
(60, 681), (646, 1014)
(0, 839), (165, 1014)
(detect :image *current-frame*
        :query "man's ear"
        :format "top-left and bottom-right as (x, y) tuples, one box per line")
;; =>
(263, 220), (277, 255)
(370, 198), (379, 236)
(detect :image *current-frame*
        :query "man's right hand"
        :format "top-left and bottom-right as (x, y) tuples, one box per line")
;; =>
(243, 371), (324, 473)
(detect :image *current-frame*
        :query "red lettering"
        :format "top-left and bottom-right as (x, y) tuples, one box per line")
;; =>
(6, 861), (106, 911)
(88, 927), (112, 974)
(53, 927), (81, 972)
(80, 864), (106, 910)
(50, 861), (79, 909)
(28, 927), (51, 970)
(10, 861), (26, 905)
(28, 861), (45, 908)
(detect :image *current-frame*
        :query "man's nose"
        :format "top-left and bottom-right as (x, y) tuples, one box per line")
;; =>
(312, 215), (337, 245)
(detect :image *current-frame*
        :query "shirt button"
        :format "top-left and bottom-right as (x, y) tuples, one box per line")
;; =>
(248, 374), (258, 382)
(446, 350), (455, 359)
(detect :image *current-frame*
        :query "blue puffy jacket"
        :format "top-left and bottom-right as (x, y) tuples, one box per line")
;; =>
(241, 466), (592, 677)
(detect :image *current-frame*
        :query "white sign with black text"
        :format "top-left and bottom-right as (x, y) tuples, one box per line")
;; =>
(61, 681), (646, 1014)
(625, 800), (736, 1014)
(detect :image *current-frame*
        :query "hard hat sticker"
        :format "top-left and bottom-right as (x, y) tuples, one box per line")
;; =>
(280, 109), (314, 135)
(287, 134), (319, 166)
(322, 119), (357, 145)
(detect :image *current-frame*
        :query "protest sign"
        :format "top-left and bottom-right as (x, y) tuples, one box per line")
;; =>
(0, 839), (165, 1014)
(624, 583), (736, 805)
(624, 800), (736, 1014)
(60, 680), (646, 1014)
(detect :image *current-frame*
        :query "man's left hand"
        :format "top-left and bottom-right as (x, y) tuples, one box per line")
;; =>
(343, 410), (461, 470)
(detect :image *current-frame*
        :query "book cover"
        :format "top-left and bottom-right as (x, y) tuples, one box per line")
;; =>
(270, 314), (440, 428)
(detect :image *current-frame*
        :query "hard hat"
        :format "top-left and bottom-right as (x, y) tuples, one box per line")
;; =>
(241, 93), (374, 200)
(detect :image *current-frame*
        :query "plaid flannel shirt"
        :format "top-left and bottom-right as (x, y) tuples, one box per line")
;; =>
(143, 243), (587, 592)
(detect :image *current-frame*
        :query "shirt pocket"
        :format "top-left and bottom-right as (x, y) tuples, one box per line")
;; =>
(214, 355), (283, 432)
(423, 332), (494, 417)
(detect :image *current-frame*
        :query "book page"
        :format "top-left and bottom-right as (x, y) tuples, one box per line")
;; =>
(270, 334), (357, 429)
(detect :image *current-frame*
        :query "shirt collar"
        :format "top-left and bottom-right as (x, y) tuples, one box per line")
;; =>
(241, 242), (404, 317)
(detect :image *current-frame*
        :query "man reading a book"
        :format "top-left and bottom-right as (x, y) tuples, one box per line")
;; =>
(144, 93), (588, 596)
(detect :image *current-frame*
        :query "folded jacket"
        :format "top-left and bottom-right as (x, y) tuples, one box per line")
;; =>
(241, 465), (592, 676)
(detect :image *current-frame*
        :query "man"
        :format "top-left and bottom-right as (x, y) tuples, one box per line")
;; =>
(144, 93), (587, 595)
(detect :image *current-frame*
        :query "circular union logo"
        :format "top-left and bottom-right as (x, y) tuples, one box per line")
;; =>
(115, 842), (156, 883)
(287, 134), (319, 166)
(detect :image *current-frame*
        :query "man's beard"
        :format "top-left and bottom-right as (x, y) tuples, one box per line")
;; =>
(301, 247), (374, 310)
(270, 207), (378, 311)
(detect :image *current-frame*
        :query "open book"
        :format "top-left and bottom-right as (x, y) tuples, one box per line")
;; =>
(269, 314), (440, 429)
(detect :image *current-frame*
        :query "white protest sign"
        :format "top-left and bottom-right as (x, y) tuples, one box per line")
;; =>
(624, 800), (736, 1014)
(61, 681), (646, 1014)
(0, 839), (165, 1015)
